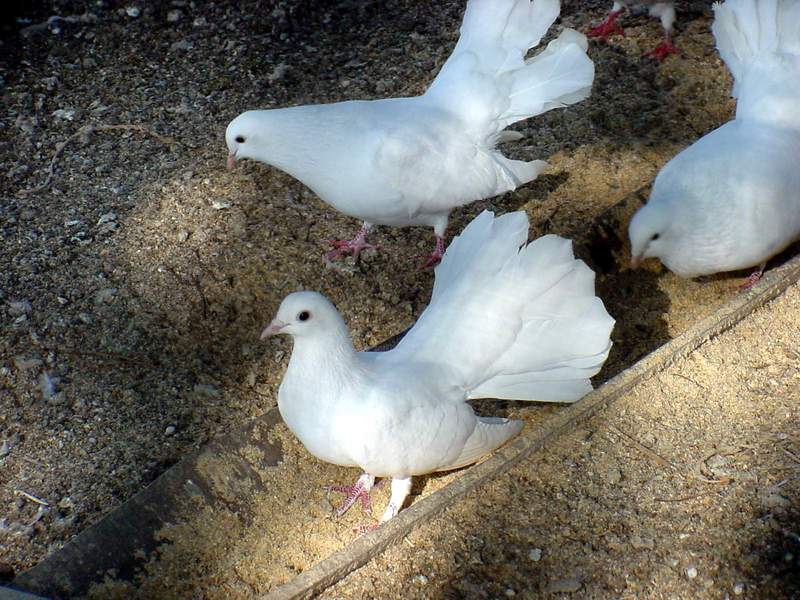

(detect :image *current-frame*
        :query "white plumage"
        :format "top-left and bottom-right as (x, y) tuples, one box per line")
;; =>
(263, 210), (614, 524)
(227, 0), (594, 267)
(628, 0), (800, 282)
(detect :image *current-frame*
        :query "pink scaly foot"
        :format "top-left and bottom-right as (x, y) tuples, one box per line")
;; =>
(415, 235), (445, 270)
(739, 263), (766, 292)
(646, 38), (680, 61)
(325, 224), (379, 262)
(588, 9), (625, 41)
(328, 473), (375, 517)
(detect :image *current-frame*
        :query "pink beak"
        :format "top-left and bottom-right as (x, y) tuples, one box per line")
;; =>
(260, 319), (286, 340)
(227, 153), (237, 171)
(631, 255), (643, 269)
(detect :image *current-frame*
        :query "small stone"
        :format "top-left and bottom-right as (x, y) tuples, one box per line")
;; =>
(193, 16), (207, 27)
(177, 229), (190, 242)
(686, 566), (698, 579)
(13, 356), (42, 371)
(165, 425), (176, 436)
(125, 6), (140, 17)
(94, 288), (117, 305)
(8, 300), (32, 316)
(412, 574), (428, 586)
(97, 212), (117, 225)
(733, 583), (745, 595)
(546, 578), (582, 594)
(785, 552), (794, 562)
(268, 63), (289, 82)
(193, 383), (220, 399)
(78, 313), (93, 324)
(211, 198), (231, 210)
(0, 440), (11, 459)
(529, 547), (542, 562)
(51, 108), (76, 121)
(630, 535), (655, 550)
(505, 588), (516, 597)
(38, 372), (58, 400)
(607, 467), (622, 485)
(170, 39), (192, 51)
(57, 296), (69, 306)
(167, 9), (182, 22)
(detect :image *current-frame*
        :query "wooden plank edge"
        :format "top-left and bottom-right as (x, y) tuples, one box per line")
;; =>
(265, 252), (800, 600)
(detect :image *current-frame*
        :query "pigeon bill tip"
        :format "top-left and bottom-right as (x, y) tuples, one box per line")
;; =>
(630, 255), (643, 269)
(227, 153), (237, 171)
(261, 320), (287, 339)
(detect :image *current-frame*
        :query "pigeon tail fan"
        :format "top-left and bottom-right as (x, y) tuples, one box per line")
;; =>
(712, 0), (800, 130)
(392, 210), (615, 403)
(425, 0), (594, 182)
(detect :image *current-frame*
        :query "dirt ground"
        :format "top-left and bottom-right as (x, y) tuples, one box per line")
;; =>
(0, 0), (796, 596)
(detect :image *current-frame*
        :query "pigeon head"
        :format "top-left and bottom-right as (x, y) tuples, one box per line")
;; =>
(628, 201), (671, 269)
(225, 111), (263, 170)
(261, 291), (348, 340)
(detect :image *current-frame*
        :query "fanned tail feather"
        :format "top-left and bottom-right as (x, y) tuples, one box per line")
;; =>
(393, 211), (614, 404)
(424, 0), (594, 188)
(712, 0), (800, 129)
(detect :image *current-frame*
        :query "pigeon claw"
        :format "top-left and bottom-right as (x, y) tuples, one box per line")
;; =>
(328, 474), (375, 518)
(414, 236), (446, 270)
(645, 39), (680, 61)
(587, 10), (625, 41)
(325, 238), (379, 262)
(739, 264), (766, 293)
(588, 20), (625, 40)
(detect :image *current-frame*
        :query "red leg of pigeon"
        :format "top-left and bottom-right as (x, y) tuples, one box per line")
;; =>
(325, 223), (378, 262)
(588, 9), (625, 40)
(739, 262), (766, 292)
(416, 235), (446, 270)
(328, 473), (375, 517)
(646, 35), (680, 61)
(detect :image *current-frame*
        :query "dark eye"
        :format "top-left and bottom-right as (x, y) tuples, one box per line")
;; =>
(297, 311), (310, 322)
(235, 135), (245, 144)
(651, 233), (660, 241)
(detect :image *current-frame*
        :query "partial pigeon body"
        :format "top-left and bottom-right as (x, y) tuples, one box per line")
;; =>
(227, 0), (594, 267)
(263, 210), (615, 524)
(629, 0), (800, 282)
(588, 1), (679, 60)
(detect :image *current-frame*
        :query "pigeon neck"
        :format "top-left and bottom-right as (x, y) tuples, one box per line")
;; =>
(287, 325), (361, 380)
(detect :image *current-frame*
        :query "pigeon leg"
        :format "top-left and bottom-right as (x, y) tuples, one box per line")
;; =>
(326, 223), (379, 262)
(739, 262), (766, 292)
(588, 8), (626, 40)
(645, 34), (680, 61)
(328, 473), (375, 517)
(416, 235), (446, 270)
(380, 477), (412, 523)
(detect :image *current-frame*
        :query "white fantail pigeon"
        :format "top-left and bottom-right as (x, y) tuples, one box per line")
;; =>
(262, 210), (614, 525)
